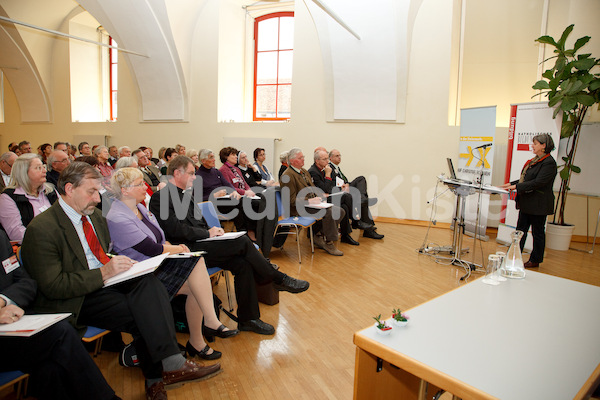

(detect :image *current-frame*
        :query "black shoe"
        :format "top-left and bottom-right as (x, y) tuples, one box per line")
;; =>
(186, 341), (222, 360)
(341, 235), (360, 245)
(239, 319), (275, 335)
(274, 275), (310, 293)
(202, 324), (240, 342)
(363, 228), (384, 239)
(352, 220), (374, 230)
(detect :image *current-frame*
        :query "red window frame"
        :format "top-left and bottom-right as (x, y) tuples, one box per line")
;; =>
(109, 37), (117, 121)
(253, 12), (294, 121)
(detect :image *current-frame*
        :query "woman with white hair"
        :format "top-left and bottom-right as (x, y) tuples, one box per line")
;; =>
(107, 168), (239, 360)
(0, 153), (57, 243)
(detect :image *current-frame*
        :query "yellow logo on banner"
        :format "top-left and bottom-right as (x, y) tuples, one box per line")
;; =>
(460, 146), (491, 168)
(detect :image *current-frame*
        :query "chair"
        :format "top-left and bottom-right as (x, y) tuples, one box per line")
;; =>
(0, 371), (29, 400)
(197, 201), (236, 311)
(82, 326), (111, 357)
(273, 190), (319, 263)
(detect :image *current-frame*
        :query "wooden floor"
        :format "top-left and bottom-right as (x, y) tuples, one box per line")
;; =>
(4, 222), (600, 399)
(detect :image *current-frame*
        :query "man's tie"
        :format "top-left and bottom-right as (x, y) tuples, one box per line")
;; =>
(338, 167), (348, 183)
(81, 216), (111, 264)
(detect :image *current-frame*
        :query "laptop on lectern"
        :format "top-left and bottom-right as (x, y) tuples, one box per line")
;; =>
(447, 158), (471, 183)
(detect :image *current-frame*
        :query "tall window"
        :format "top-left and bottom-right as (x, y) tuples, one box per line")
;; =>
(253, 12), (294, 121)
(109, 37), (118, 121)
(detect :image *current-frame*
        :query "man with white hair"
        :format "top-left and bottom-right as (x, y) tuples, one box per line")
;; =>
(0, 152), (18, 192)
(118, 146), (132, 158)
(46, 150), (71, 187)
(133, 148), (162, 192)
(280, 148), (345, 256)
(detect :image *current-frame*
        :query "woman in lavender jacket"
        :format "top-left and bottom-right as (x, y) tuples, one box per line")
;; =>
(106, 168), (238, 360)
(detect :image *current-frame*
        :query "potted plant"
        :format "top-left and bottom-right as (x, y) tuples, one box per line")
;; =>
(391, 308), (410, 327)
(373, 314), (392, 336)
(532, 25), (600, 250)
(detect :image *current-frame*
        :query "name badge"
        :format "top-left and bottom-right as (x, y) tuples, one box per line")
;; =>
(2, 255), (20, 274)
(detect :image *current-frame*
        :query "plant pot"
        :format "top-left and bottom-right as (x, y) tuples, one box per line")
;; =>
(392, 319), (409, 327)
(374, 323), (392, 336)
(546, 223), (575, 251)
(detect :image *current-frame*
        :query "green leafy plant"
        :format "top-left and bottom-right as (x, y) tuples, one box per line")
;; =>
(532, 25), (600, 225)
(392, 308), (409, 322)
(373, 314), (391, 330)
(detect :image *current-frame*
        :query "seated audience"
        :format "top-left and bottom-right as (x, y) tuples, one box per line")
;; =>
(113, 156), (154, 208)
(196, 149), (236, 201)
(94, 146), (114, 184)
(218, 147), (256, 197)
(195, 149), (249, 234)
(160, 147), (178, 175)
(67, 143), (78, 161)
(78, 142), (92, 156)
(186, 149), (200, 172)
(253, 148), (276, 187)
(237, 150), (263, 189)
(156, 147), (167, 169)
(39, 143), (52, 164)
(46, 150), (71, 187)
(0, 154), (58, 243)
(18, 141), (32, 154)
(10, 144), (21, 156)
(108, 145), (119, 166)
(7, 142), (17, 151)
(278, 151), (289, 181)
(280, 148), (345, 256)
(53, 141), (68, 152)
(0, 230), (120, 400)
(133, 149), (163, 192)
(150, 156), (309, 336)
(329, 149), (383, 239)
(118, 146), (132, 159)
(21, 162), (221, 399)
(0, 152), (17, 192)
(176, 144), (186, 156)
(309, 150), (373, 246)
(143, 146), (159, 165)
(107, 168), (239, 360)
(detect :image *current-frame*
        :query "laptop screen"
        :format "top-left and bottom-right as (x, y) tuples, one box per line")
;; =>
(447, 158), (457, 180)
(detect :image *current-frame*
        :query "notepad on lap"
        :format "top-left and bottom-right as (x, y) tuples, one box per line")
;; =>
(196, 231), (246, 242)
(103, 253), (169, 287)
(0, 313), (71, 337)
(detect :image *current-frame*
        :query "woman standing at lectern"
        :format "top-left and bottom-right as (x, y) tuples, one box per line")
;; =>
(501, 134), (557, 268)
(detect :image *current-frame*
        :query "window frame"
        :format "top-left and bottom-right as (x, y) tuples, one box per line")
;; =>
(253, 11), (294, 121)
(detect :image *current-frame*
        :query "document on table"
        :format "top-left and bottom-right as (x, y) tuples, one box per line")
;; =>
(196, 231), (246, 242)
(0, 313), (71, 337)
(336, 177), (345, 187)
(103, 253), (169, 287)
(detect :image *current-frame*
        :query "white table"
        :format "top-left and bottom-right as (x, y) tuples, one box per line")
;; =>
(353, 271), (600, 399)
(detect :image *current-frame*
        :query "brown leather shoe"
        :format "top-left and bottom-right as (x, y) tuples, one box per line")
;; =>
(524, 260), (540, 268)
(162, 359), (222, 390)
(146, 381), (167, 400)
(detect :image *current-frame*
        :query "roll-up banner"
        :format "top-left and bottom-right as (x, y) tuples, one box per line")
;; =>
(457, 106), (497, 240)
(497, 102), (561, 248)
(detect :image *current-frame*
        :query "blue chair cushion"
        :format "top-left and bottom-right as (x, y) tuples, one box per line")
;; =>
(0, 370), (25, 386)
(278, 216), (316, 228)
(83, 326), (107, 339)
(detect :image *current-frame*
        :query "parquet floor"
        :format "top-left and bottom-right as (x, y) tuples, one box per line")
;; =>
(5, 222), (600, 399)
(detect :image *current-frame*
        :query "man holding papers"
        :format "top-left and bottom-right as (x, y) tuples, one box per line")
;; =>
(0, 230), (119, 400)
(149, 156), (310, 336)
(21, 162), (221, 400)
(280, 148), (344, 256)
